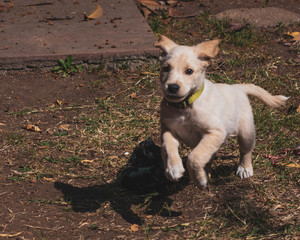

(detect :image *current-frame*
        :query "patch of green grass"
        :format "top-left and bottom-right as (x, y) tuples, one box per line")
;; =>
(199, 14), (264, 47)
(37, 140), (56, 147)
(9, 109), (37, 116)
(52, 55), (83, 78)
(6, 133), (24, 146)
(89, 224), (100, 230)
(148, 11), (168, 34)
(55, 131), (69, 137)
(10, 176), (24, 182)
(42, 156), (57, 163)
(62, 156), (81, 165)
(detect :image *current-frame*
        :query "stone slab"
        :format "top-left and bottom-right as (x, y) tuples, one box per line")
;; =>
(215, 7), (300, 27)
(0, 0), (159, 69)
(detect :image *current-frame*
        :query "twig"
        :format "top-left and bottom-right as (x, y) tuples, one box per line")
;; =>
(226, 204), (247, 226)
(25, 225), (63, 231)
(11, 105), (94, 115)
(0, 232), (22, 238)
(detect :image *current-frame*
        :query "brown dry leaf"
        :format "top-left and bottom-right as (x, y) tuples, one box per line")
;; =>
(138, 0), (161, 7)
(286, 32), (300, 42)
(285, 163), (300, 168)
(0, 123), (5, 126)
(58, 124), (69, 132)
(137, 0), (169, 11)
(141, 6), (151, 19)
(38, 146), (47, 149)
(131, 224), (139, 232)
(296, 104), (300, 113)
(81, 159), (94, 164)
(130, 92), (137, 99)
(84, 4), (103, 20)
(56, 99), (62, 106)
(25, 124), (42, 132)
(43, 177), (55, 182)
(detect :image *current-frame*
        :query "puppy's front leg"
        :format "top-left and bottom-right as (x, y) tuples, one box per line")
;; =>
(187, 129), (226, 188)
(161, 130), (185, 181)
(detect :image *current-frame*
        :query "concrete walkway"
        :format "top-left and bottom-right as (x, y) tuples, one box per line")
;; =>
(0, 0), (159, 70)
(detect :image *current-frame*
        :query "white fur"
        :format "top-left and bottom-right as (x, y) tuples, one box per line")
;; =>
(155, 36), (288, 188)
(165, 164), (185, 181)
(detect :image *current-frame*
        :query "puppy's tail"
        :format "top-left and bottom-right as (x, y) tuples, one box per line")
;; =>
(235, 84), (289, 108)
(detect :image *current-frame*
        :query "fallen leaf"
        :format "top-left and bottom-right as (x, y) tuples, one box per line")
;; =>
(286, 31), (300, 42)
(181, 222), (191, 227)
(141, 7), (151, 19)
(81, 159), (94, 164)
(272, 204), (284, 210)
(285, 163), (300, 168)
(58, 124), (69, 132)
(56, 100), (62, 106)
(137, 0), (170, 12)
(0, 123), (5, 126)
(38, 146), (47, 149)
(25, 124), (42, 132)
(140, 71), (159, 76)
(84, 4), (103, 20)
(130, 92), (137, 99)
(297, 104), (300, 113)
(131, 224), (139, 232)
(138, 0), (161, 7)
(43, 177), (55, 182)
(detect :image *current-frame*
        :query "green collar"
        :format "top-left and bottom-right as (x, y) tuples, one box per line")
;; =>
(165, 83), (205, 109)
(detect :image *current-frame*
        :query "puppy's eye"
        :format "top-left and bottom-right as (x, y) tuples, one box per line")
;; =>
(185, 68), (193, 75)
(162, 65), (171, 72)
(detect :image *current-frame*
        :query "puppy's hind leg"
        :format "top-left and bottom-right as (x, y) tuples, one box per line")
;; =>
(236, 113), (256, 179)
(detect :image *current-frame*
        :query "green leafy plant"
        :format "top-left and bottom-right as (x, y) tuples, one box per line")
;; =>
(52, 55), (83, 77)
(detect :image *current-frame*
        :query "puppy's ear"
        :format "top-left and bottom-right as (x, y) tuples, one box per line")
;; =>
(154, 35), (177, 53)
(195, 39), (221, 60)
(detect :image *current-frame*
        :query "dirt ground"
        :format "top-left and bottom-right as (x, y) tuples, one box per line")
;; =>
(0, 1), (299, 239)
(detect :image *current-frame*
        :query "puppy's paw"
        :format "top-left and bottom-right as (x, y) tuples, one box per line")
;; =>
(165, 164), (185, 181)
(236, 165), (253, 179)
(194, 176), (207, 188)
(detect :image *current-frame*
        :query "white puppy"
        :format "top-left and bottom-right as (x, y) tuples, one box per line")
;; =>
(155, 36), (288, 188)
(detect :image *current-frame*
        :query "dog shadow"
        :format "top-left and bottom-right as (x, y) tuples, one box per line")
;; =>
(54, 177), (188, 225)
(54, 138), (189, 225)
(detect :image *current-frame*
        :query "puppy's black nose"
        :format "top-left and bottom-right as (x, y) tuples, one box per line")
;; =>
(167, 84), (180, 94)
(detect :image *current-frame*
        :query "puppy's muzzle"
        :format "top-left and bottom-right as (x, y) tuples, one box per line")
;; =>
(167, 84), (180, 95)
